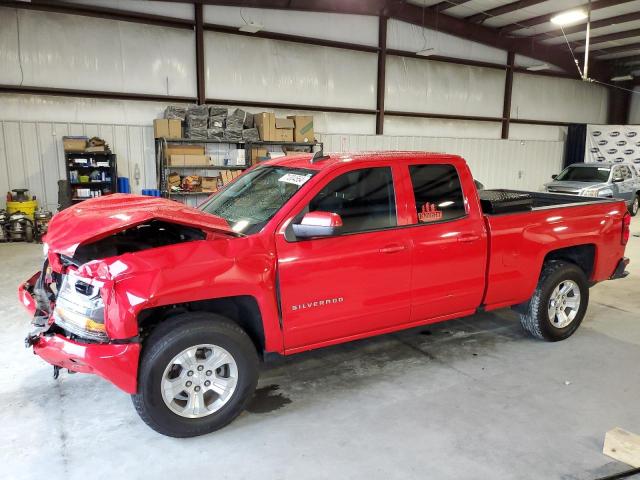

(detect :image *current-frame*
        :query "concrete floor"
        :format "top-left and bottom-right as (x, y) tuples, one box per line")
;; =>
(1, 221), (640, 480)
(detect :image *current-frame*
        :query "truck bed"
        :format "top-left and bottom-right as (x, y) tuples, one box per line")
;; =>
(479, 189), (612, 215)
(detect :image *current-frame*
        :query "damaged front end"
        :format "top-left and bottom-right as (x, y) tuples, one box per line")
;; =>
(20, 194), (241, 393)
(20, 254), (141, 393)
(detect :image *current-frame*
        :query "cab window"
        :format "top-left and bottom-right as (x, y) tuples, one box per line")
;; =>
(409, 164), (466, 223)
(305, 167), (397, 235)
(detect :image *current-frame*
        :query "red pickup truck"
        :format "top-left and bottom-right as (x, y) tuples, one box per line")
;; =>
(20, 152), (631, 437)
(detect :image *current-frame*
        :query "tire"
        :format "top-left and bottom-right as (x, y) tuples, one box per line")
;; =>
(24, 223), (34, 243)
(519, 261), (589, 342)
(132, 312), (259, 437)
(629, 194), (639, 217)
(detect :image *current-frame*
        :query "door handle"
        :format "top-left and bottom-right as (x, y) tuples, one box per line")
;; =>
(379, 244), (406, 254)
(457, 234), (480, 243)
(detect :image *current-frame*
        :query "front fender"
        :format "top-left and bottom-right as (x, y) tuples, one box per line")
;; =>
(78, 237), (283, 352)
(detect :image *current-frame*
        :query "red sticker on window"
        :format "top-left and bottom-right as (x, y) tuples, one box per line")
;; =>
(418, 203), (443, 223)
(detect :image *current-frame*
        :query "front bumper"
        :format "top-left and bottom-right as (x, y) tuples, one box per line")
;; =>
(20, 271), (140, 394)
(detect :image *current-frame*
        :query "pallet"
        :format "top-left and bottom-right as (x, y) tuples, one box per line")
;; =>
(603, 428), (640, 468)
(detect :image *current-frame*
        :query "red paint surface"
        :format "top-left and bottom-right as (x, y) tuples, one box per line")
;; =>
(20, 152), (629, 393)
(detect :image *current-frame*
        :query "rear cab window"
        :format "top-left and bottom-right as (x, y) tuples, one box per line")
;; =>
(408, 164), (466, 224)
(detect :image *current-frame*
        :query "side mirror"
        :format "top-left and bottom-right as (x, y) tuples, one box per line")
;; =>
(292, 211), (342, 239)
(613, 176), (624, 183)
(551, 174), (558, 180)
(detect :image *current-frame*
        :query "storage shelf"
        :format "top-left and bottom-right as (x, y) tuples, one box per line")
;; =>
(68, 164), (112, 169)
(165, 165), (246, 170)
(64, 138), (117, 206)
(168, 191), (213, 196)
(65, 151), (113, 156)
(161, 137), (320, 147)
(156, 137), (322, 206)
(70, 181), (112, 186)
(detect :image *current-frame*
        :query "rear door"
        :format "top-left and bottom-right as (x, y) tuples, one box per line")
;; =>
(275, 164), (412, 351)
(404, 163), (487, 321)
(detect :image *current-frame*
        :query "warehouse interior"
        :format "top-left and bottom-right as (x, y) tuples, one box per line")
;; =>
(1, 0), (640, 479)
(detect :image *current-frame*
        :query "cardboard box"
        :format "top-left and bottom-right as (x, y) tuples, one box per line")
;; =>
(250, 148), (268, 165)
(85, 146), (106, 153)
(154, 119), (169, 138)
(63, 136), (88, 152)
(274, 117), (294, 142)
(165, 145), (205, 157)
(254, 112), (275, 141)
(201, 176), (219, 192)
(287, 115), (314, 143)
(253, 113), (294, 142)
(224, 149), (246, 166)
(169, 154), (208, 166)
(168, 173), (181, 188)
(184, 154), (208, 166)
(168, 119), (182, 138)
(170, 155), (184, 166)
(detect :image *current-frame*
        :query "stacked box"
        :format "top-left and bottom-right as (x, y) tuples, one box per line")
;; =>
(208, 106), (227, 140)
(185, 104), (209, 139)
(242, 128), (260, 142)
(164, 105), (187, 121)
(224, 108), (248, 142)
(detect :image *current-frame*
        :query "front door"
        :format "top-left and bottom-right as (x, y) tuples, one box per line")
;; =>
(275, 166), (412, 351)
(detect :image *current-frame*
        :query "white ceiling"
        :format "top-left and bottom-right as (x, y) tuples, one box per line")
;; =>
(405, 0), (640, 65)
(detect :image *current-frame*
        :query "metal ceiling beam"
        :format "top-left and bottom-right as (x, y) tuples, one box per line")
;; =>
(0, 84), (197, 103)
(389, 0), (606, 78)
(573, 28), (640, 50)
(430, 0), (473, 14)
(615, 54), (640, 64)
(179, 0), (389, 16)
(532, 10), (640, 40)
(4, 0), (195, 29)
(499, 0), (634, 35)
(465, 0), (547, 24)
(202, 22), (380, 53)
(592, 42), (640, 55)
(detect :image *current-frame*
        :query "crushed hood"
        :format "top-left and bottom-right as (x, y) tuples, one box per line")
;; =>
(44, 194), (237, 257)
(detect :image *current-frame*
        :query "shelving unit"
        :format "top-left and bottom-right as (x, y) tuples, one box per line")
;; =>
(155, 138), (322, 204)
(65, 152), (117, 203)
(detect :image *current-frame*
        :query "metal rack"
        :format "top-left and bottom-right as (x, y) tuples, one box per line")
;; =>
(155, 138), (322, 203)
(65, 151), (117, 203)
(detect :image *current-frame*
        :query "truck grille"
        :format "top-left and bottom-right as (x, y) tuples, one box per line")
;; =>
(547, 187), (581, 195)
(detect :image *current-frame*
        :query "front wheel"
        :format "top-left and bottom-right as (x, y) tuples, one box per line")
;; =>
(132, 313), (259, 437)
(630, 194), (639, 217)
(519, 261), (589, 341)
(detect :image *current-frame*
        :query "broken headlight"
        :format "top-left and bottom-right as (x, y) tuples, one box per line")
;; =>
(53, 271), (107, 342)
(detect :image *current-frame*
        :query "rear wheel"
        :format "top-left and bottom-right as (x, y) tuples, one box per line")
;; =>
(132, 313), (259, 437)
(519, 261), (589, 341)
(630, 194), (639, 217)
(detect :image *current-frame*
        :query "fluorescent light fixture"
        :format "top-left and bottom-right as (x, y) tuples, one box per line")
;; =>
(550, 9), (587, 26)
(611, 75), (633, 82)
(416, 48), (436, 57)
(238, 22), (263, 33)
(526, 63), (551, 71)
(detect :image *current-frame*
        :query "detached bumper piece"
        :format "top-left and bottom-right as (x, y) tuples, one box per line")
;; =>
(33, 334), (140, 394)
(610, 257), (630, 280)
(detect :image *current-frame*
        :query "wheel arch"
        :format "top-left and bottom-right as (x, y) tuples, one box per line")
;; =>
(137, 295), (266, 355)
(542, 244), (596, 280)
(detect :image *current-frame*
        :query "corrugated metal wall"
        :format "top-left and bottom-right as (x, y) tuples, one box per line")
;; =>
(0, 121), (563, 212)
(0, 121), (156, 210)
(318, 134), (564, 191)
